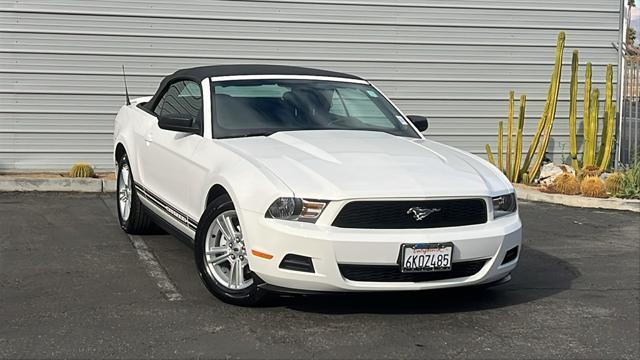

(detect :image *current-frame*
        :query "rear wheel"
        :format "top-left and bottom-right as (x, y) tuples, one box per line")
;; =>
(116, 154), (154, 234)
(195, 195), (267, 306)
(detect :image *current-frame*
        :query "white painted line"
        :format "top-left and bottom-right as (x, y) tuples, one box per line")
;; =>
(128, 235), (183, 301)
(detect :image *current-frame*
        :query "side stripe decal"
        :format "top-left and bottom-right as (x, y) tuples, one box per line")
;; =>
(134, 182), (199, 231)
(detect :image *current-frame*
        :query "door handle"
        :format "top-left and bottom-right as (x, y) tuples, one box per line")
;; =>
(144, 134), (153, 143)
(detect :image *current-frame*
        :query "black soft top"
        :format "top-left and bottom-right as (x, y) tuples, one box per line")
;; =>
(143, 64), (363, 112)
(169, 64), (362, 82)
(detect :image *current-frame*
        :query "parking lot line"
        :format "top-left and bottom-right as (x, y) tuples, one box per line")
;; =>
(129, 235), (183, 301)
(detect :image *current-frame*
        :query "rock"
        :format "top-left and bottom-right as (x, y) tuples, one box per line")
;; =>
(538, 163), (576, 187)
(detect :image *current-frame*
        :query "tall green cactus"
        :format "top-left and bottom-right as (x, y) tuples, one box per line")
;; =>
(497, 121), (504, 172)
(528, 31), (565, 180)
(568, 50), (580, 169)
(584, 88), (600, 166)
(597, 64), (615, 171)
(582, 62), (593, 166)
(512, 95), (526, 183)
(506, 91), (514, 178)
(485, 144), (496, 165)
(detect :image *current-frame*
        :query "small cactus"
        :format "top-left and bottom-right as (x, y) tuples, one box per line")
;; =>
(553, 173), (580, 195)
(69, 163), (95, 178)
(580, 176), (608, 198)
(604, 172), (624, 195)
(581, 165), (602, 179)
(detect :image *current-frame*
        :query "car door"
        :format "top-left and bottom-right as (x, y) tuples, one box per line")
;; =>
(142, 80), (205, 221)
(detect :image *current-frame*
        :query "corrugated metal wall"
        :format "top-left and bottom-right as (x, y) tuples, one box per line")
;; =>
(0, 0), (621, 170)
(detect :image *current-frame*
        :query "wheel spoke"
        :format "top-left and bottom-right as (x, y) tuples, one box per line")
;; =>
(229, 259), (245, 288)
(216, 217), (232, 241)
(208, 253), (231, 265)
(223, 214), (238, 238)
(206, 246), (228, 256)
(122, 168), (130, 186)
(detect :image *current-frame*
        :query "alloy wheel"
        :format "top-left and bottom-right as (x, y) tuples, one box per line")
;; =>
(204, 210), (253, 290)
(118, 163), (132, 222)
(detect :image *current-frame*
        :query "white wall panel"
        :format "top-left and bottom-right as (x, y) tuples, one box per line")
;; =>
(0, 0), (622, 170)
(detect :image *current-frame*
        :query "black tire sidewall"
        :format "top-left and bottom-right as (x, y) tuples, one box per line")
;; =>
(194, 195), (265, 305)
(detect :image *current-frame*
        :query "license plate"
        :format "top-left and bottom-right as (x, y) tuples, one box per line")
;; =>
(401, 243), (453, 273)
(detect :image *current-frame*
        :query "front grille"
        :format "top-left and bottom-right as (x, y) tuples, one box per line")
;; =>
(332, 199), (487, 229)
(339, 259), (487, 282)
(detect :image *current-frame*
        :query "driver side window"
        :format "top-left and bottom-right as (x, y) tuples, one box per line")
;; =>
(153, 80), (202, 120)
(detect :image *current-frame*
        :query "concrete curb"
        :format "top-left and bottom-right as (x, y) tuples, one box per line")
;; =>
(0, 176), (114, 193)
(514, 184), (640, 213)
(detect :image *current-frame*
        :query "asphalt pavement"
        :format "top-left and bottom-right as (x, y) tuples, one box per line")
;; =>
(0, 192), (638, 359)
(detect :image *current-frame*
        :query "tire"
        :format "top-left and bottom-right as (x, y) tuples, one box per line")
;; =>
(116, 154), (154, 234)
(195, 194), (268, 306)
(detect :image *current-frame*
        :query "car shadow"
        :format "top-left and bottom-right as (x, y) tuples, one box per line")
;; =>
(267, 246), (579, 314)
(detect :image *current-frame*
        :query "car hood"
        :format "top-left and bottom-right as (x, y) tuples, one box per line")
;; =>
(220, 130), (512, 200)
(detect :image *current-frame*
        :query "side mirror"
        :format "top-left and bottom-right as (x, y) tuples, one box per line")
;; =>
(407, 115), (429, 132)
(158, 114), (199, 134)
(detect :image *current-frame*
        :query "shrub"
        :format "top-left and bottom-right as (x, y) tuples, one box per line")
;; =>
(616, 161), (640, 199)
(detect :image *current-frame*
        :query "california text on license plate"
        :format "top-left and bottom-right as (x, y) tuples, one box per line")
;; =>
(401, 243), (453, 273)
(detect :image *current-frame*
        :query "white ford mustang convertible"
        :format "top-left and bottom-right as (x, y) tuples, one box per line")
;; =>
(114, 65), (521, 305)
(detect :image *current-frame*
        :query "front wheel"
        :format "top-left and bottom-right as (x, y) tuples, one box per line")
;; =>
(194, 195), (267, 306)
(116, 154), (154, 234)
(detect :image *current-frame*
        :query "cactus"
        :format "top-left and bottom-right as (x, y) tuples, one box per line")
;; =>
(512, 95), (526, 182)
(580, 164), (602, 179)
(69, 163), (95, 178)
(528, 31), (565, 180)
(568, 50), (580, 169)
(580, 176), (608, 198)
(497, 121), (504, 172)
(584, 88), (600, 166)
(553, 173), (580, 195)
(604, 172), (624, 195)
(597, 64), (615, 171)
(582, 63), (594, 165)
(520, 100), (549, 179)
(506, 91), (515, 178)
(485, 144), (496, 165)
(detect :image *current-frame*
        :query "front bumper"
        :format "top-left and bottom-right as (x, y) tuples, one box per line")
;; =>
(241, 210), (522, 292)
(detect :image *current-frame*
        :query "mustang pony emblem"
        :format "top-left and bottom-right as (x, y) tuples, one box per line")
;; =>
(406, 207), (441, 221)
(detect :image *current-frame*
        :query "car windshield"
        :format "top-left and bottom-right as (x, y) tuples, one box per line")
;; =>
(211, 79), (419, 139)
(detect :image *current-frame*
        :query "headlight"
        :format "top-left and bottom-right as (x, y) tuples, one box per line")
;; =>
(265, 197), (328, 223)
(492, 192), (517, 219)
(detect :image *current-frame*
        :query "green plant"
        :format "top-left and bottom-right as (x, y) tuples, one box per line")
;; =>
(486, 32), (618, 182)
(597, 64), (616, 171)
(527, 32), (565, 180)
(582, 62), (593, 165)
(497, 120), (504, 172)
(616, 161), (640, 199)
(485, 144), (496, 166)
(553, 173), (580, 195)
(69, 163), (95, 178)
(568, 50), (579, 169)
(513, 95), (526, 182)
(580, 176), (608, 198)
(506, 91), (514, 178)
(486, 92), (526, 182)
